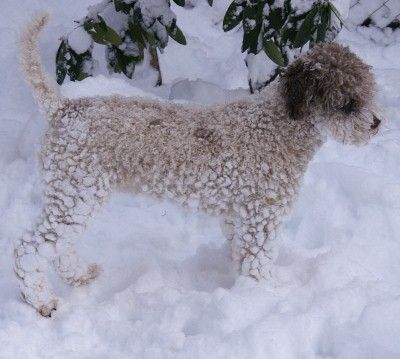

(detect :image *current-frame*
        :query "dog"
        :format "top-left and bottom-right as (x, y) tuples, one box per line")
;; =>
(15, 13), (382, 316)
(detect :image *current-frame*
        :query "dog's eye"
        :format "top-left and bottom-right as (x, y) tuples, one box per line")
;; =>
(341, 99), (357, 114)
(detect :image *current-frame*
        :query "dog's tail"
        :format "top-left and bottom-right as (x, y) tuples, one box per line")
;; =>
(19, 12), (64, 117)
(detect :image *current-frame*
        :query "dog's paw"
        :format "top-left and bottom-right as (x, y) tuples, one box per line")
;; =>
(55, 249), (101, 287)
(240, 249), (276, 281)
(18, 271), (59, 317)
(38, 299), (58, 317)
(60, 262), (100, 287)
(74, 262), (100, 286)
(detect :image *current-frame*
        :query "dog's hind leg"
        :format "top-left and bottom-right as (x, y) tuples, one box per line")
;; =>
(14, 189), (103, 315)
(45, 170), (111, 287)
(15, 220), (59, 316)
(15, 160), (111, 315)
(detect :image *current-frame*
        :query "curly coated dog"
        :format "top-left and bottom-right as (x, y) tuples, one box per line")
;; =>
(16, 13), (382, 316)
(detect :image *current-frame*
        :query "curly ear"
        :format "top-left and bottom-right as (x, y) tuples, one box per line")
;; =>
(282, 43), (376, 118)
(282, 59), (314, 119)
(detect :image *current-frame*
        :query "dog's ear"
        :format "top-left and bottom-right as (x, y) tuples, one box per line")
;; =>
(282, 58), (317, 119)
(282, 43), (375, 119)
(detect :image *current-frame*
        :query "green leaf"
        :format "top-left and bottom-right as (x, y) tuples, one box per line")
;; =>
(172, 0), (185, 7)
(223, 1), (245, 32)
(316, 5), (330, 43)
(263, 40), (285, 66)
(96, 15), (108, 32)
(269, 8), (284, 30)
(87, 29), (108, 44)
(114, 0), (131, 13)
(293, 5), (318, 48)
(90, 34), (107, 44)
(241, 4), (261, 54)
(55, 40), (68, 84)
(242, 27), (261, 53)
(242, 24), (260, 53)
(84, 19), (107, 44)
(56, 43), (93, 84)
(85, 19), (123, 46)
(128, 22), (147, 47)
(107, 45), (139, 79)
(76, 72), (90, 81)
(167, 24), (187, 45)
(150, 21), (169, 48)
(328, 2), (344, 25)
(101, 25), (123, 46)
(283, 0), (292, 17)
(68, 49), (93, 82)
(281, 24), (297, 44)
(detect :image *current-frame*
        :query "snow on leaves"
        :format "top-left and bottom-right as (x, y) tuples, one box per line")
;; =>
(223, 0), (344, 92)
(56, 0), (187, 84)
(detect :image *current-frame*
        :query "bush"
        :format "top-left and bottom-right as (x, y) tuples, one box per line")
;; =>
(222, 0), (344, 92)
(56, 0), (188, 86)
(55, 0), (345, 92)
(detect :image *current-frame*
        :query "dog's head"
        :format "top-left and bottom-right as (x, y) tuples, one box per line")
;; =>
(281, 42), (381, 145)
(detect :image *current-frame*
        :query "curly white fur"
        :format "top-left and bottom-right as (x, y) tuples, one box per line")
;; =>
(16, 13), (382, 316)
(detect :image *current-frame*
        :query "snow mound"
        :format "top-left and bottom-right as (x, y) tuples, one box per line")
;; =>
(169, 79), (247, 105)
(61, 75), (161, 99)
(67, 27), (92, 55)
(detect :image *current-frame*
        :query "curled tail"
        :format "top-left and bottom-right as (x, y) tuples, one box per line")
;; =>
(19, 13), (63, 117)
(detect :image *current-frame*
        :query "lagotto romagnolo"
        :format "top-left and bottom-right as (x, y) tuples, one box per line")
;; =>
(17, 13), (383, 316)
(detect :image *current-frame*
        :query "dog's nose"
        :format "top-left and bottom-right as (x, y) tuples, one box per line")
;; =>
(371, 116), (381, 130)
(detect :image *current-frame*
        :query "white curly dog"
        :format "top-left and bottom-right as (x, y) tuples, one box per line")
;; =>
(16, 14), (382, 316)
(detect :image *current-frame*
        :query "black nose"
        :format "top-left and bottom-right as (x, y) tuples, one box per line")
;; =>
(371, 116), (381, 130)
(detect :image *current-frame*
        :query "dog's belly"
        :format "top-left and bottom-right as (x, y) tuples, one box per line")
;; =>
(119, 159), (236, 215)
(116, 150), (297, 219)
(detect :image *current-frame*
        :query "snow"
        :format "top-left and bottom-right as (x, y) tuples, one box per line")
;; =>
(349, 0), (400, 28)
(246, 50), (278, 91)
(169, 79), (247, 104)
(1, 0), (400, 358)
(67, 27), (92, 55)
(137, 0), (176, 28)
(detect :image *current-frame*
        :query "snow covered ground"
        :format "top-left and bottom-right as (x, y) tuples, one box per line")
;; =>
(1, 0), (400, 358)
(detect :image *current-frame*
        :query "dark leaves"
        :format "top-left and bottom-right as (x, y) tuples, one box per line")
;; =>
(55, 39), (68, 85)
(172, 0), (185, 7)
(167, 24), (187, 44)
(84, 17), (123, 46)
(55, 38), (93, 85)
(222, 0), (343, 89)
(263, 40), (285, 66)
(56, 0), (187, 84)
(223, 1), (246, 32)
(293, 6), (319, 48)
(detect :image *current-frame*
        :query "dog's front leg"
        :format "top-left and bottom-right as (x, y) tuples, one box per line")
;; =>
(230, 205), (280, 280)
